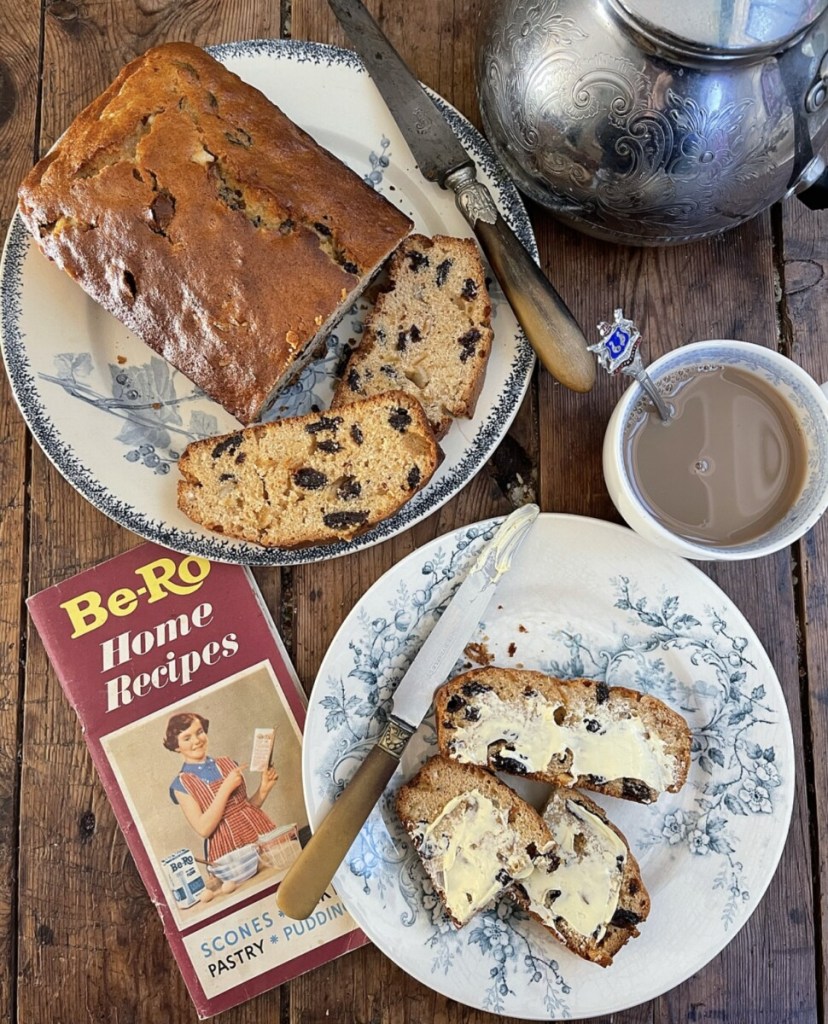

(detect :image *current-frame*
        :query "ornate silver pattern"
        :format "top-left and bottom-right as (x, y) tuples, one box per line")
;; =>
(447, 167), (499, 225)
(377, 718), (413, 759)
(478, 0), (828, 244)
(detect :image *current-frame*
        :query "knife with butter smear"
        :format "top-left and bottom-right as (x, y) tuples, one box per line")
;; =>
(276, 503), (540, 921)
(327, 0), (595, 394)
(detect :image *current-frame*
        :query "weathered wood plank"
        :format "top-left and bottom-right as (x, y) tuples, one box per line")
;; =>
(17, 5), (285, 1023)
(541, 210), (816, 1024)
(293, 0), (484, 129)
(781, 194), (828, 1024)
(0, 1), (44, 1021)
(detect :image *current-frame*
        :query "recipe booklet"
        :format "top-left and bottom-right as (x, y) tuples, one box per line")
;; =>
(27, 542), (366, 1018)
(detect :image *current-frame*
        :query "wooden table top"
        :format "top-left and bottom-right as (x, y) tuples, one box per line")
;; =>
(1, 1), (825, 1022)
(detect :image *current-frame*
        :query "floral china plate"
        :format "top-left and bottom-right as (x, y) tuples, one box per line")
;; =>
(0, 39), (533, 566)
(302, 513), (794, 1018)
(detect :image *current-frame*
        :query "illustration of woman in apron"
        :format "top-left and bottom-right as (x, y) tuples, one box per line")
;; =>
(164, 711), (278, 862)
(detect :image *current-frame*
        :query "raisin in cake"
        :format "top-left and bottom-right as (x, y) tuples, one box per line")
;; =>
(332, 234), (493, 439)
(17, 42), (413, 424)
(177, 391), (440, 547)
(515, 788), (650, 966)
(395, 755), (557, 928)
(435, 668), (691, 803)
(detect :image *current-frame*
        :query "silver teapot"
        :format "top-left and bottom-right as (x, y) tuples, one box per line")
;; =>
(477, 0), (828, 245)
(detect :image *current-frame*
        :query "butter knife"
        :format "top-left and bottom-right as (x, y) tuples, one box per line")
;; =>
(276, 503), (539, 921)
(327, 0), (595, 394)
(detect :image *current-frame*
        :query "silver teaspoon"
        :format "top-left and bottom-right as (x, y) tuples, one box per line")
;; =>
(588, 309), (673, 422)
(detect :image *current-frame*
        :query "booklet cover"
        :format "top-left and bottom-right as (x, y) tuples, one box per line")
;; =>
(27, 542), (366, 1018)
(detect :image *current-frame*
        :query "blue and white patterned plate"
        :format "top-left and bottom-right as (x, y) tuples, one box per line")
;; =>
(0, 39), (534, 565)
(302, 513), (794, 1018)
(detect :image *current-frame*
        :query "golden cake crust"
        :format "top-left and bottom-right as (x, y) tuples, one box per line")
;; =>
(17, 42), (413, 423)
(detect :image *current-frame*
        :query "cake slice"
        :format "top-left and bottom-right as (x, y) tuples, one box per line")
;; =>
(395, 755), (557, 928)
(177, 391), (440, 547)
(514, 788), (650, 966)
(435, 668), (691, 803)
(332, 234), (494, 439)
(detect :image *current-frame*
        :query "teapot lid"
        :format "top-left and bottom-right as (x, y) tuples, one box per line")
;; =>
(613, 0), (828, 56)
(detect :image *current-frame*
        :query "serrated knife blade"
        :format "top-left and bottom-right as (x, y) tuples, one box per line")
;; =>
(329, 0), (471, 184)
(276, 503), (540, 921)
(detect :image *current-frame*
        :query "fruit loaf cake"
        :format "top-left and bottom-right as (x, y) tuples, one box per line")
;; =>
(514, 788), (650, 966)
(435, 668), (691, 803)
(331, 234), (493, 439)
(17, 41), (413, 424)
(177, 391), (441, 547)
(395, 755), (558, 928)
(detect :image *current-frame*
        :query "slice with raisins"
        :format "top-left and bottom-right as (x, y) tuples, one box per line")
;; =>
(177, 391), (440, 548)
(332, 234), (493, 439)
(396, 755), (557, 928)
(516, 787), (651, 966)
(435, 667), (691, 803)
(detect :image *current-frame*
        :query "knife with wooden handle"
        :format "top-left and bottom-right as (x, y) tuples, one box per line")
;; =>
(276, 504), (539, 921)
(327, 0), (595, 394)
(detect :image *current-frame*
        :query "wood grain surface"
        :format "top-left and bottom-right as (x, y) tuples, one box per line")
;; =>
(0, 0), (823, 1021)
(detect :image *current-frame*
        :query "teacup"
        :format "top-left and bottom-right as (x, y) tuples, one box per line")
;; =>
(603, 340), (828, 561)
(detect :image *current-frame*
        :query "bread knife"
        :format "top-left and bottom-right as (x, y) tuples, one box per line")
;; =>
(327, 0), (595, 394)
(276, 502), (539, 920)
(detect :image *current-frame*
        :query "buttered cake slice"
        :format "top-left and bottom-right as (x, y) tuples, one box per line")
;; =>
(515, 788), (650, 966)
(435, 668), (691, 803)
(395, 755), (558, 928)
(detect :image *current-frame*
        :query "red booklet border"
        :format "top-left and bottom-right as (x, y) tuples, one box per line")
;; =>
(27, 542), (366, 1017)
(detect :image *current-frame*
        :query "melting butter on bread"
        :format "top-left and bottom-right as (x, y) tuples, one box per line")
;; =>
(332, 234), (493, 439)
(435, 668), (691, 803)
(177, 391), (440, 547)
(515, 788), (650, 966)
(395, 755), (557, 928)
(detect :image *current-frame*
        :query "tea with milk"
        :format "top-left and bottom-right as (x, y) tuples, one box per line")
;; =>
(623, 365), (808, 547)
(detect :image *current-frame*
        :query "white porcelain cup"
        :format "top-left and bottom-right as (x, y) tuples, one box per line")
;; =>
(603, 340), (828, 560)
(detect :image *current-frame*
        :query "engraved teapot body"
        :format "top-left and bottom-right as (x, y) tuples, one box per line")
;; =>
(477, 0), (828, 245)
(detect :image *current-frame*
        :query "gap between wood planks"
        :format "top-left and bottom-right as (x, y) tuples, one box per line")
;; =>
(772, 200), (825, 1024)
(10, 3), (47, 1019)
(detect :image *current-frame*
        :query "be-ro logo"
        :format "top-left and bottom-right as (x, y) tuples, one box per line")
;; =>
(60, 555), (211, 639)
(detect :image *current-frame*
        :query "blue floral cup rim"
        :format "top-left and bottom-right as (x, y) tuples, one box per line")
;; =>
(602, 339), (828, 561)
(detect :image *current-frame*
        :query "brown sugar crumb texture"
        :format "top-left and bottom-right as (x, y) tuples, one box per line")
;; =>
(332, 234), (494, 439)
(176, 391), (441, 547)
(17, 41), (413, 424)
